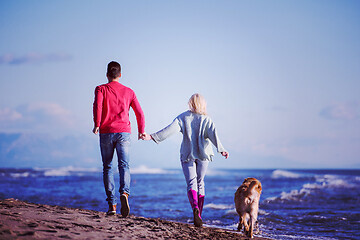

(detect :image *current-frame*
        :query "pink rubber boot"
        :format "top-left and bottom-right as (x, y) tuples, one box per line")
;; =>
(187, 190), (203, 227)
(198, 194), (205, 217)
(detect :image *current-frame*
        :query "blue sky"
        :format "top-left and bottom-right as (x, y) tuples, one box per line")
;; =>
(0, 0), (359, 169)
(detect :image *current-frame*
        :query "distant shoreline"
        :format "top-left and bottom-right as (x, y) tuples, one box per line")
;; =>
(0, 198), (270, 239)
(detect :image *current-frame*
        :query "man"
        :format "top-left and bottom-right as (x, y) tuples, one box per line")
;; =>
(93, 61), (145, 217)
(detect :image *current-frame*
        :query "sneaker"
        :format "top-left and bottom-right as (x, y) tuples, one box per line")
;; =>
(106, 205), (116, 216)
(120, 193), (130, 217)
(193, 208), (203, 227)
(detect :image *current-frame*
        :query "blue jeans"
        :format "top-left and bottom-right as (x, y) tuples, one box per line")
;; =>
(100, 132), (131, 206)
(181, 159), (209, 196)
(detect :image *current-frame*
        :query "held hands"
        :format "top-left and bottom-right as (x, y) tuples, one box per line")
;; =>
(221, 151), (229, 159)
(139, 132), (152, 141)
(138, 132), (145, 140)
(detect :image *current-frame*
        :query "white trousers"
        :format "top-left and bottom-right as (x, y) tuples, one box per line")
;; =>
(181, 159), (209, 196)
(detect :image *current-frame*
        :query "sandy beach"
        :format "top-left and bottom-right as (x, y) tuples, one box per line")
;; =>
(0, 198), (269, 239)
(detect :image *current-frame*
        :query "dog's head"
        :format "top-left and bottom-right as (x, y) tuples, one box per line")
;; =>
(242, 177), (262, 195)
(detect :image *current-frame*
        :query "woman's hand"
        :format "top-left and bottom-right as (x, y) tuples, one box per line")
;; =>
(221, 152), (229, 159)
(139, 132), (152, 141)
(142, 133), (153, 141)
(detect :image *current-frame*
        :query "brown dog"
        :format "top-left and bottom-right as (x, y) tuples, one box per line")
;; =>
(234, 177), (262, 238)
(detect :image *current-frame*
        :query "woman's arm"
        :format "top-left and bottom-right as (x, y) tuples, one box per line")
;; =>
(206, 120), (228, 156)
(149, 118), (181, 143)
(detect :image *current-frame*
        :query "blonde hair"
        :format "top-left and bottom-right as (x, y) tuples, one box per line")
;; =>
(188, 93), (207, 115)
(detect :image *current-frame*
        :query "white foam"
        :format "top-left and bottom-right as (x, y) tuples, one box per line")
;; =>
(224, 208), (268, 217)
(224, 222), (238, 230)
(40, 166), (101, 177)
(258, 209), (270, 215)
(35, 165), (176, 176)
(279, 189), (309, 201)
(204, 203), (234, 210)
(266, 173), (359, 202)
(265, 185), (313, 202)
(10, 172), (30, 178)
(271, 169), (301, 179)
(206, 219), (222, 225)
(202, 222), (242, 232)
(315, 174), (357, 188)
(215, 186), (238, 192)
(265, 196), (277, 201)
(274, 234), (336, 240)
(206, 169), (228, 176)
(327, 178), (350, 188)
(302, 183), (324, 189)
(130, 165), (176, 174)
(225, 208), (238, 215)
(44, 167), (72, 176)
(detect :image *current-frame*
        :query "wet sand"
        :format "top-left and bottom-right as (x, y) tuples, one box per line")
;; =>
(0, 198), (270, 239)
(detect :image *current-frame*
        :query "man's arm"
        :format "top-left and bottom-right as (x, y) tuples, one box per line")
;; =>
(93, 86), (103, 135)
(130, 94), (145, 138)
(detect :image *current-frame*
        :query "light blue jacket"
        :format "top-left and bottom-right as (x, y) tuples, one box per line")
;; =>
(151, 111), (227, 162)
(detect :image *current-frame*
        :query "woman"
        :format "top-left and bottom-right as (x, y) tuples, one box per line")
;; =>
(142, 93), (229, 227)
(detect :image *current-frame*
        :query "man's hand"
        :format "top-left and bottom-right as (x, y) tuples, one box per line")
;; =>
(221, 151), (229, 159)
(93, 127), (99, 135)
(138, 132), (145, 140)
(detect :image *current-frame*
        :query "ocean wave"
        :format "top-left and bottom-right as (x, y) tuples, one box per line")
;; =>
(224, 208), (237, 216)
(223, 208), (269, 217)
(43, 168), (71, 177)
(271, 169), (302, 179)
(1, 167), (101, 178)
(277, 189), (311, 202)
(9, 172), (31, 178)
(204, 219), (223, 226)
(203, 221), (240, 232)
(214, 186), (238, 192)
(272, 234), (336, 240)
(258, 209), (270, 216)
(265, 187), (311, 203)
(315, 174), (358, 188)
(0, 169), (31, 178)
(1, 166), (178, 177)
(204, 203), (234, 210)
(130, 165), (177, 174)
(40, 165), (177, 176)
(265, 173), (359, 203)
(40, 166), (101, 177)
(206, 169), (229, 176)
(222, 222), (238, 231)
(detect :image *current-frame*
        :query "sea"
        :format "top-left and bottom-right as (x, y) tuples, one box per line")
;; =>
(0, 166), (359, 240)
